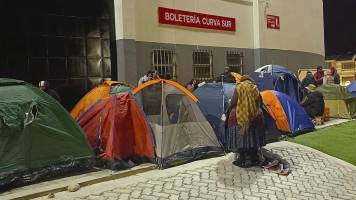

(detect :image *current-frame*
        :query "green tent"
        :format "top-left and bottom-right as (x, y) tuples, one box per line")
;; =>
(316, 84), (356, 119)
(0, 79), (93, 188)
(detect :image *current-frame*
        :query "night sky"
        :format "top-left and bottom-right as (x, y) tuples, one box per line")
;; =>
(323, 0), (356, 56)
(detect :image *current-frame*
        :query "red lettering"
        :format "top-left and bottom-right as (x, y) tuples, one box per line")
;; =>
(158, 7), (236, 32)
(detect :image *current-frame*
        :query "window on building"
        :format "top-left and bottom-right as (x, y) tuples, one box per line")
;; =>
(193, 50), (213, 81)
(151, 48), (176, 79)
(226, 51), (243, 74)
(341, 62), (356, 70)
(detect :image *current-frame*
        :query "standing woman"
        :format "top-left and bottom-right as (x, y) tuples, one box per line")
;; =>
(225, 75), (265, 168)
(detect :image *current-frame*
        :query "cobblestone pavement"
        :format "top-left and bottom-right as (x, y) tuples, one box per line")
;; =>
(35, 142), (356, 200)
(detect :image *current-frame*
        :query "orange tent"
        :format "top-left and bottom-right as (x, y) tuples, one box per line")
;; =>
(71, 81), (132, 119)
(261, 90), (290, 132)
(132, 79), (198, 102)
(77, 93), (155, 165)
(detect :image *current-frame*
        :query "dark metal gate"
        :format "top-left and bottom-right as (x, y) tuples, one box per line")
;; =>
(0, 0), (116, 110)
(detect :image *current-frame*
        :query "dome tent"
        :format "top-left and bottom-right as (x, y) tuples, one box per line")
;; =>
(317, 84), (356, 119)
(193, 82), (235, 144)
(77, 93), (155, 170)
(71, 80), (132, 119)
(261, 90), (315, 135)
(346, 81), (356, 97)
(132, 79), (223, 168)
(251, 65), (303, 102)
(193, 83), (281, 147)
(0, 78), (93, 188)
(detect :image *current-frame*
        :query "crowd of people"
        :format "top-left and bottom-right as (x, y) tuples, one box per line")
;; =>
(300, 65), (340, 119)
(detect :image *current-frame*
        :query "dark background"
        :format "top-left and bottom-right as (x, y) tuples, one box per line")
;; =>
(324, 0), (356, 56)
(0, 0), (116, 110)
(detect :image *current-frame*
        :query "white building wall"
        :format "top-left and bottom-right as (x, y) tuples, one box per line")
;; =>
(113, 0), (325, 83)
(115, 0), (255, 49)
(115, 0), (324, 56)
(258, 0), (325, 56)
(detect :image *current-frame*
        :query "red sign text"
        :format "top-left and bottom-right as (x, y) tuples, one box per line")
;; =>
(158, 7), (236, 32)
(267, 15), (280, 30)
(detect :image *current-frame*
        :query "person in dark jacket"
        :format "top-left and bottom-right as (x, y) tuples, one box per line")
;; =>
(38, 81), (61, 103)
(215, 67), (236, 83)
(330, 67), (340, 85)
(313, 66), (325, 86)
(300, 84), (324, 118)
(301, 71), (316, 88)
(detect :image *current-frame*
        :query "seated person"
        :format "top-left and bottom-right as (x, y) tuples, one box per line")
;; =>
(301, 71), (316, 96)
(215, 67), (236, 83)
(300, 84), (325, 118)
(301, 71), (316, 88)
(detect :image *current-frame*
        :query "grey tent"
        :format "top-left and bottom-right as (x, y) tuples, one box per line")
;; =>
(132, 79), (223, 168)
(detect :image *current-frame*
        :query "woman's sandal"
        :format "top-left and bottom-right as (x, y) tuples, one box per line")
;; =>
(262, 160), (279, 169)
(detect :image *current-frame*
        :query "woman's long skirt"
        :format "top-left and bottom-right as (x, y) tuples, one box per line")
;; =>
(225, 108), (265, 152)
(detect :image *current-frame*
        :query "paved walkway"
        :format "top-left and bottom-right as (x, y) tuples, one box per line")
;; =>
(33, 142), (356, 200)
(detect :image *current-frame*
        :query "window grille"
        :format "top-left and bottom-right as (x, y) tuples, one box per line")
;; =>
(151, 48), (176, 79)
(193, 50), (213, 81)
(341, 62), (356, 70)
(226, 51), (243, 74)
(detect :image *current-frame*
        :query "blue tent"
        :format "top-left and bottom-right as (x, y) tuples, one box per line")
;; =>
(262, 90), (315, 135)
(250, 65), (303, 102)
(193, 83), (235, 145)
(347, 81), (356, 97)
(194, 83), (280, 149)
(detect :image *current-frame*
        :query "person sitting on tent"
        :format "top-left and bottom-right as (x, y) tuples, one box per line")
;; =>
(300, 84), (325, 119)
(138, 70), (154, 85)
(314, 66), (325, 86)
(330, 66), (340, 85)
(186, 79), (198, 92)
(38, 80), (61, 103)
(226, 75), (265, 168)
(215, 67), (236, 83)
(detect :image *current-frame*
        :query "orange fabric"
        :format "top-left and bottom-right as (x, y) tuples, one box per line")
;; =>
(261, 91), (291, 132)
(132, 79), (198, 102)
(132, 79), (161, 94)
(77, 94), (155, 160)
(323, 107), (330, 122)
(70, 81), (129, 119)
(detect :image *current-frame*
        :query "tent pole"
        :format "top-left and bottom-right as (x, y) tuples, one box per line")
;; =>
(160, 80), (164, 169)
